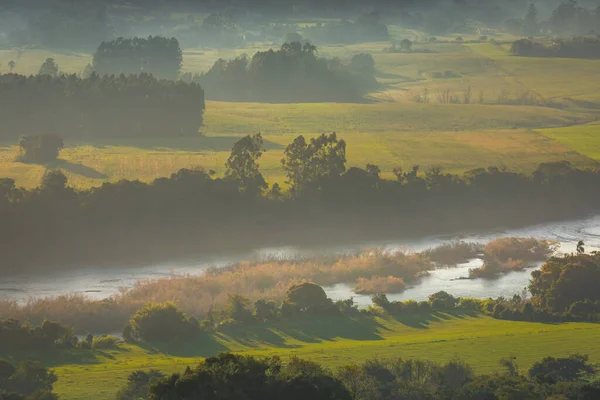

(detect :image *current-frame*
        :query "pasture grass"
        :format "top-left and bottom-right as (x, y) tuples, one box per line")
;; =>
(43, 313), (600, 400)
(0, 126), (592, 188)
(538, 122), (600, 161)
(1, 42), (599, 188)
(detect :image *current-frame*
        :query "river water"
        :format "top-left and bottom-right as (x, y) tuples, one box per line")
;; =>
(1, 214), (600, 304)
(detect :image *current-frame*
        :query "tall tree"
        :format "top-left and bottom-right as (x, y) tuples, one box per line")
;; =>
(225, 133), (267, 196)
(281, 133), (346, 196)
(38, 58), (59, 77)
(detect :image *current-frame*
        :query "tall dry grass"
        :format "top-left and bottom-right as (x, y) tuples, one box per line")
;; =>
(354, 276), (407, 295)
(0, 251), (430, 333)
(0, 238), (555, 333)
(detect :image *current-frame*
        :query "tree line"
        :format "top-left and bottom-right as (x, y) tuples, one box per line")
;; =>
(186, 43), (377, 102)
(93, 36), (183, 80)
(510, 36), (600, 59)
(2, 133), (600, 271)
(115, 352), (600, 400)
(0, 73), (205, 141)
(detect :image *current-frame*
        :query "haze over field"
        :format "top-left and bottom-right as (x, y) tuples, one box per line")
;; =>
(1, 1), (600, 399)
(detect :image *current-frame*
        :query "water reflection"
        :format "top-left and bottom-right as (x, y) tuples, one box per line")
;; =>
(1, 214), (600, 303)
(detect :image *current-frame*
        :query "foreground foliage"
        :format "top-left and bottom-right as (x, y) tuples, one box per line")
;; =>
(114, 352), (600, 400)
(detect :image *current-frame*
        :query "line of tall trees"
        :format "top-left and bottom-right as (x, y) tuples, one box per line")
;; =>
(1, 134), (600, 272)
(510, 36), (600, 59)
(92, 36), (183, 80)
(189, 44), (377, 102)
(0, 73), (205, 141)
(116, 352), (600, 400)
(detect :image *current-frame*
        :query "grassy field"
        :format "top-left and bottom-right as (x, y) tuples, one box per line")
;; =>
(1, 40), (599, 188)
(23, 312), (599, 399)
(538, 122), (600, 161)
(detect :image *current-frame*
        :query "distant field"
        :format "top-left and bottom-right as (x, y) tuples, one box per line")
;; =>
(44, 313), (600, 400)
(1, 40), (599, 188)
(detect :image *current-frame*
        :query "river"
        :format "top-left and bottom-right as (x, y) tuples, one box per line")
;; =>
(1, 214), (600, 304)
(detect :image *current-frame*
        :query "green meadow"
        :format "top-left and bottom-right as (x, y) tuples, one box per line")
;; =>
(27, 312), (599, 400)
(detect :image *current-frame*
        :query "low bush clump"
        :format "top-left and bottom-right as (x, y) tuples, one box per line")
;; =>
(354, 276), (407, 295)
(126, 302), (199, 342)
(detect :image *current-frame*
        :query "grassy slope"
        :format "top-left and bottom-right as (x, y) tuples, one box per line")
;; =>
(41, 313), (600, 400)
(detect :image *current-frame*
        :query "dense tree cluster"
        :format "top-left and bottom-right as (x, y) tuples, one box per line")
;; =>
(92, 36), (183, 80)
(0, 73), (205, 141)
(17, 134), (64, 163)
(0, 318), (118, 352)
(529, 251), (600, 317)
(1, 133), (600, 271)
(193, 44), (377, 102)
(369, 251), (600, 323)
(115, 352), (600, 400)
(0, 360), (57, 400)
(0, 319), (74, 352)
(510, 37), (600, 59)
(122, 283), (347, 341)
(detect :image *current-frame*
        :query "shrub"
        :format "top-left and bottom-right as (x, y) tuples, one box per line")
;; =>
(253, 299), (278, 322)
(371, 293), (391, 310)
(403, 299), (419, 312)
(286, 282), (332, 313)
(128, 302), (198, 342)
(116, 370), (165, 400)
(417, 301), (431, 312)
(429, 291), (457, 310)
(91, 335), (120, 350)
(458, 298), (484, 311)
(225, 295), (253, 323)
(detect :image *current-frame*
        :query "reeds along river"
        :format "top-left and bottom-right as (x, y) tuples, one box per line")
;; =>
(2, 214), (600, 304)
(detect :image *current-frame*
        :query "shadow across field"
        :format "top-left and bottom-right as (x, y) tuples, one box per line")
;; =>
(77, 135), (284, 152)
(391, 309), (481, 329)
(221, 314), (386, 349)
(48, 160), (108, 179)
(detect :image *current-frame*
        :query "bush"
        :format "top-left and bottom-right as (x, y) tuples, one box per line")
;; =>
(116, 370), (165, 400)
(417, 301), (431, 312)
(371, 293), (391, 310)
(403, 299), (419, 312)
(91, 335), (120, 349)
(128, 302), (198, 342)
(458, 298), (484, 311)
(429, 291), (457, 310)
(286, 282), (333, 313)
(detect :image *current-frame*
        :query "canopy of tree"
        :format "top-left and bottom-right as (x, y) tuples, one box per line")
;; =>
(529, 252), (600, 314)
(194, 43), (377, 102)
(0, 73), (205, 140)
(93, 36), (183, 80)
